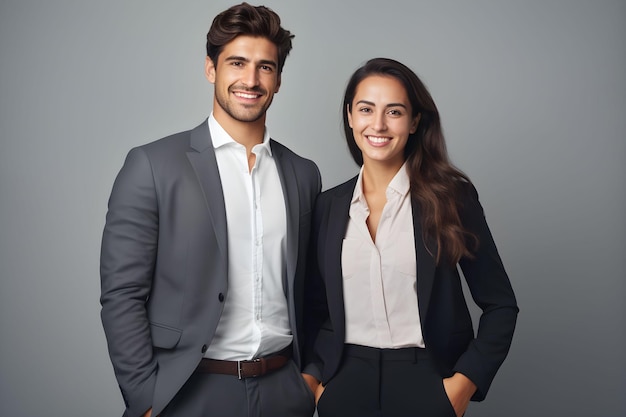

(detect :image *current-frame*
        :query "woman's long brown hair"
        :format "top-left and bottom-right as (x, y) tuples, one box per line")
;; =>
(343, 58), (477, 265)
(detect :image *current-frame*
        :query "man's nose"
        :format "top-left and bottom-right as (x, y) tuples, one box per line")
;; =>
(242, 67), (259, 87)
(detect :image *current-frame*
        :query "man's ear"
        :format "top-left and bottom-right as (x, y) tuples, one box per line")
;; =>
(205, 56), (216, 84)
(275, 75), (281, 93)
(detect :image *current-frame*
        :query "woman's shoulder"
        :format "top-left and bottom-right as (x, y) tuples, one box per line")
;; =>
(456, 178), (479, 200)
(324, 176), (358, 195)
(312, 176), (359, 217)
(318, 176), (358, 202)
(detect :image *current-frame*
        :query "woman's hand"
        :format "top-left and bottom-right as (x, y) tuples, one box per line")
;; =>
(301, 373), (320, 395)
(301, 373), (325, 404)
(314, 383), (326, 404)
(442, 373), (477, 417)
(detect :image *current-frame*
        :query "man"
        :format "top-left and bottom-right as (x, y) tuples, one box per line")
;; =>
(100, 3), (320, 417)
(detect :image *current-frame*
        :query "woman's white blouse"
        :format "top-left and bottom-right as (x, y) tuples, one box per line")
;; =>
(342, 163), (425, 349)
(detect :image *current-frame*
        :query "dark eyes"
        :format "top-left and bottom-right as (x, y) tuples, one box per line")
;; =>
(357, 107), (403, 116)
(230, 62), (273, 72)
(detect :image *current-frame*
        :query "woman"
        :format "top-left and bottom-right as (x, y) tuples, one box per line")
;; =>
(302, 58), (518, 417)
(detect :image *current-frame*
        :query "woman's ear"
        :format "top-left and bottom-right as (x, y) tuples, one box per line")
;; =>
(347, 103), (353, 128)
(410, 113), (421, 134)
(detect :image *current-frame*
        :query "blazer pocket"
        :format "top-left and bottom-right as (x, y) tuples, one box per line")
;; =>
(150, 322), (182, 349)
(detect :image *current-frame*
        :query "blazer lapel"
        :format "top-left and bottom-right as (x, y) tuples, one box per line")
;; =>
(186, 120), (228, 264)
(272, 141), (307, 367)
(412, 201), (437, 324)
(271, 140), (299, 293)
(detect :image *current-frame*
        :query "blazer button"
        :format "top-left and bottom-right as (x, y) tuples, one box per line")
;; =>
(218, 293), (225, 302)
(201, 344), (207, 353)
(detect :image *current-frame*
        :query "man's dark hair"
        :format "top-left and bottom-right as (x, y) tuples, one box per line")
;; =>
(206, 2), (294, 73)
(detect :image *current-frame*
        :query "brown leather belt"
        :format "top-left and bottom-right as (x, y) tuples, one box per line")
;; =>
(196, 353), (290, 379)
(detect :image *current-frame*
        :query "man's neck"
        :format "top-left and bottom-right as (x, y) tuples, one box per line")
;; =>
(213, 110), (266, 154)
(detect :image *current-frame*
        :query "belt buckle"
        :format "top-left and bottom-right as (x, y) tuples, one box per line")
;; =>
(237, 358), (261, 379)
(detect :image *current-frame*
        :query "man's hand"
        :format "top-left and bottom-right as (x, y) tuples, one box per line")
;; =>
(442, 373), (477, 417)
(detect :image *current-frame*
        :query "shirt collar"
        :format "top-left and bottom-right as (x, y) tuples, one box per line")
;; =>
(208, 113), (272, 156)
(388, 162), (411, 197)
(351, 162), (411, 205)
(351, 166), (366, 206)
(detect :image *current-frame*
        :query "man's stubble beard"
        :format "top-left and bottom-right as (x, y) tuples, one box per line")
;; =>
(214, 86), (274, 123)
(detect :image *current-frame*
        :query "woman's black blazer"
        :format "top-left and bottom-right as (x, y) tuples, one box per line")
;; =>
(303, 177), (518, 401)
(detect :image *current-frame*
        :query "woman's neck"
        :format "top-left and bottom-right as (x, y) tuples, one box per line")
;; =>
(361, 160), (404, 195)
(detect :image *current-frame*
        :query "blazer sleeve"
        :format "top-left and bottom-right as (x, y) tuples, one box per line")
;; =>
(453, 183), (519, 401)
(100, 147), (158, 417)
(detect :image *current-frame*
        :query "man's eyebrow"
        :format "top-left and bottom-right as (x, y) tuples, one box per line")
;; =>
(355, 100), (408, 109)
(223, 56), (277, 68)
(223, 55), (250, 63)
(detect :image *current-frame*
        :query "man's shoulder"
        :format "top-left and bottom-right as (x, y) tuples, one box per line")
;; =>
(132, 120), (207, 156)
(139, 132), (186, 153)
(269, 139), (308, 159)
(141, 126), (194, 151)
(270, 139), (319, 171)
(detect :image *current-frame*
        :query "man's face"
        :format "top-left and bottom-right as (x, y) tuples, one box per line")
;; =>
(205, 35), (281, 126)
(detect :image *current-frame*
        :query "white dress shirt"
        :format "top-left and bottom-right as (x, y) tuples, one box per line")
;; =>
(342, 163), (425, 349)
(205, 114), (292, 360)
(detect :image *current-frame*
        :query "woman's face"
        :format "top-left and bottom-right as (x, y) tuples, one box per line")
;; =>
(348, 75), (420, 169)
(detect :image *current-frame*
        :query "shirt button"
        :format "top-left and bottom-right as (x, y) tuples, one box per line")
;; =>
(201, 344), (208, 353)
(218, 293), (225, 302)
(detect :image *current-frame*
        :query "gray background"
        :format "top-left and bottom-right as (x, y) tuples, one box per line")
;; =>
(1, 0), (624, 416)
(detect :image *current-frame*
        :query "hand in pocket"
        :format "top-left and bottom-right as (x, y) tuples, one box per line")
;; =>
(315, 383), (326, 405)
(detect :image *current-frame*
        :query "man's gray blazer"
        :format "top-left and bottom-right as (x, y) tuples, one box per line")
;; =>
(100, 120), (321, 417)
